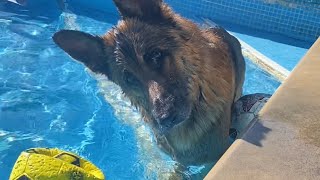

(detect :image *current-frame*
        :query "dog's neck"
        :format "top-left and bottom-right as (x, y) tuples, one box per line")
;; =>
(154, 117), (230, 165)
(150, 103), (230, 163)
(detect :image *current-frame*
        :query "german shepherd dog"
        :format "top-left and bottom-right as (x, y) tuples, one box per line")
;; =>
(53, 0), (245, 170)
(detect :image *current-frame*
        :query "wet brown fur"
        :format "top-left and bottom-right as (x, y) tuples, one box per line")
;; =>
(53, 0), (245, 166)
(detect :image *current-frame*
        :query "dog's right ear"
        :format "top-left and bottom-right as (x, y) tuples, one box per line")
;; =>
(53, 30), (111, 76)
(113, 0), (165, 22)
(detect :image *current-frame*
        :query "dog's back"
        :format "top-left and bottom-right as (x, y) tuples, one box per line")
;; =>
(203, 25), (245, 102)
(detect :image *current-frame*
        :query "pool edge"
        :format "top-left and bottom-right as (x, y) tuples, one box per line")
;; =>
(205, 37), (320, 180)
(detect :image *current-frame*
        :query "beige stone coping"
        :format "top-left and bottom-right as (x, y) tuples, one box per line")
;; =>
(203, 18), (290, 82)
(205, 37), (320, 180)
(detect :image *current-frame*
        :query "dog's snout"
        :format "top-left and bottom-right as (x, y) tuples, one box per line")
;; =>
(148, 80), (178, 131)
(152, 96), (175, 122)
(153, 95), (174, 109)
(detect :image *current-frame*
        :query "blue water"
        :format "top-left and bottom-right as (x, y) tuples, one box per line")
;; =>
(214, 20), (313, 71)
(232, 31), (310, 71)
(0, 2), (280, 179)
(243, 58), (280, 95)
(0, 4), (146, 179)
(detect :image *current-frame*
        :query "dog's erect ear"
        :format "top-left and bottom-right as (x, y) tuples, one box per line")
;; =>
(53, 30), (111, 76)
(113, 0), (164, 21)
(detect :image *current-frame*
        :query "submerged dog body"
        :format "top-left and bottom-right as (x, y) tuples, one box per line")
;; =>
(53, 0), (245, 166)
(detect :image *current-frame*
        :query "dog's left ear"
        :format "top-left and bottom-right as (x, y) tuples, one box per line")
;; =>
(113, 0), (165, 22)
(53, 30), (112, 76)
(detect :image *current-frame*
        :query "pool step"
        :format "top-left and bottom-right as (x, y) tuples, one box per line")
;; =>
(202, 18), (290, 82)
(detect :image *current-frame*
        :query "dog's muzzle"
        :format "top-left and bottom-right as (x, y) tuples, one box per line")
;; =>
(149, 81), (183, 134)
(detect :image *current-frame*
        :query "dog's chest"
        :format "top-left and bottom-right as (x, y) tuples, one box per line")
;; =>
(156, 135), (217, 166)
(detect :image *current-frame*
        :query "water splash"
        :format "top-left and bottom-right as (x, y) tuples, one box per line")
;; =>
(95, 73), (177, 179)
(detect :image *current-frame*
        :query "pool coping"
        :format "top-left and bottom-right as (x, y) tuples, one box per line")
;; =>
(204, 37), (320, 179)
(203, 18), (290, 82)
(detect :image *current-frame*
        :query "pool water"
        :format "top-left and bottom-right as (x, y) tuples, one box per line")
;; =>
(212, 19), (313, 71)
(0, 2), (280, 180)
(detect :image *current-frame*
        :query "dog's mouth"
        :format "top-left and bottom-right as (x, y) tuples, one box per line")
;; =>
(155, 105), (192, 135)
(157, 116), (184, 135)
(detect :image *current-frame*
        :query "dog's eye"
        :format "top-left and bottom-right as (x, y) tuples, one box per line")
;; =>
(124, 70), (140, 86)
(146, 50), (164, 69)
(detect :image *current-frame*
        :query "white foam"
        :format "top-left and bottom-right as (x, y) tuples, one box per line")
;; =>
(93, 73), (176, 179)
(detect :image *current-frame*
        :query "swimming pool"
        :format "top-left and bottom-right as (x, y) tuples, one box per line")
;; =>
(1, 1), (283, 179)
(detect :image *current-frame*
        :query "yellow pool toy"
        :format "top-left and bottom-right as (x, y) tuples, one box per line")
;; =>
(9, 148), (105, 180)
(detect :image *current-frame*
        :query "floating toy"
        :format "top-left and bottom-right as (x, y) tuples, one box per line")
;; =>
(230, 93), (271, 139)
(9, 148), (104, 180)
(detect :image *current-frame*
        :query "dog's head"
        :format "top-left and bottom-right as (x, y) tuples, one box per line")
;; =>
(53, 0), (202, 135)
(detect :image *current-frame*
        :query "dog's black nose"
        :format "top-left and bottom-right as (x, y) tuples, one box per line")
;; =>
(157, 115), (176, 128)
(152, 94), (175, 122)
